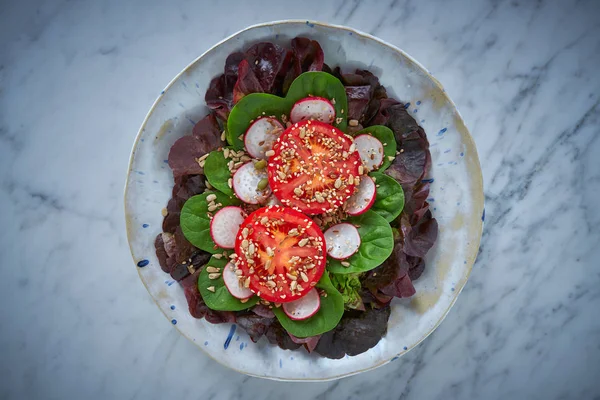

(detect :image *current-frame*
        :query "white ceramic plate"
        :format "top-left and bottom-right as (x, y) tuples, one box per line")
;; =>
(124, 20), (484, 381)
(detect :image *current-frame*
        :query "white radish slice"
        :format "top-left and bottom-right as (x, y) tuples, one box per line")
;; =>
(345, 175), (376, 216)
(324, 223), (361, 260)
(290, 97), (335, 124)
(222, 262), (254, 299)
(210, 206), (245, 249)
(232, 162), (271, 204)
(244, 117), (284, 159)
(283, 288), (321, 320)
(354, 134), (384, 171)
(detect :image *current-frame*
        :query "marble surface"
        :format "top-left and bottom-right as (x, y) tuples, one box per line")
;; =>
(0, 0), (599, 398)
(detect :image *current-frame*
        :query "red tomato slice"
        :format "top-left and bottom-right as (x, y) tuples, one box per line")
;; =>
(234, 206), (326, 303)
(267, 120), (362, 215)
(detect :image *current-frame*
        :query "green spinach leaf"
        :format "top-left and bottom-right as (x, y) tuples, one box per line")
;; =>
(204, 150), (234, 197)
(197, 253), (259, 311)
(272, 272), (344, 338)
(354, 125), (397, 171)
(227, 94), (288, 150)
(180, 192), (240, 253)
(327, 210), (394, 274)
(369, 172), (405, 222)
(286, 72), (348, 131)
(227, 72), (349, 150)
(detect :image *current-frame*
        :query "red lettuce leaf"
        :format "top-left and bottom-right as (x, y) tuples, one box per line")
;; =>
(314, 306), (391, 359)
(265, 322), (302, 350)
(288, 333), (321, 353)
(282, 37), (324, 92)
(154, 233), (169, 273)
(236, 313), (274, 343)
(403, 210), (438, 258)
(205, 52), (245, 121)
(232, 59), (264, 103)
(167, 136), (205, 178)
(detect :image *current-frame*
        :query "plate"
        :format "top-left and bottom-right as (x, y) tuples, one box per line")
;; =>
(124, 20), (484, 381)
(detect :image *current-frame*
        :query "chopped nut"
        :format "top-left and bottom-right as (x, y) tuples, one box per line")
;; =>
(208, 204), (218, 212)
(298, 238), (309, 247)
(207, 286), (216, 292)
(212, 254), (223, 260)
(208, 273), (221, 279)
(286, 273), (297, 281)
(265, 150), (275, 157)
(206, 194), (217, 202)
(161, 208), (168, 217)
(227, 178), (233, 188)
(348, 119), (359, 127)
(206, 266), (220, 273)
(388, 156), (395, 161)
(300, 272), (309, 282)
(341, 261), (350, 267)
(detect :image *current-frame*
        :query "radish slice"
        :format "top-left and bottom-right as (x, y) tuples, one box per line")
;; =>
(345, 175), (376, 216)
(324, 223), (361, 260)
(282, 288), (321, 320)
(354, 134), (384, 171)
(244, 117), (284, 159)
(290, 97), (335, 124)
(232, 162), (271, 204)
(222, 261), (254, 299)
(210, 206), (245, 249)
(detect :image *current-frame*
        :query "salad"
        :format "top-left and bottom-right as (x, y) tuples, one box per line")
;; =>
(154, 37), (438, 358)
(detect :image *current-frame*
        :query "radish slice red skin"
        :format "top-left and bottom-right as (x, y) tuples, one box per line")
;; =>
(290, 97), (336, 124)
(232, 162), (271, 205)
(282, 288), (321, 320)
(346, 175), (376, 216)
(354, 134), (384, 171)
(222, 261), (254, 299)
(324, 223), (361, 260)
(244, 117), (284, 159)
(209, 206), (245, 249)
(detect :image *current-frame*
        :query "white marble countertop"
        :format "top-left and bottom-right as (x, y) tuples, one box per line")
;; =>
(1, 0), (599, 398)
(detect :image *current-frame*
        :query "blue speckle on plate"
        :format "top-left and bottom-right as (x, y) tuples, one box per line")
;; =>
(137, 259), (149, 267)
(160, 90), (165, 95)
(163, 159), (168, 164)
(204, 341), (208, 346)
(187, 117), (196, 126)
(236, 335), (240, 341)
(421, 119), (425, 123)
(181, 81), (187, 87)
(165, 280), (175, 286)
(142, 223), (149, 228)
(178, 102), (185, 108)
(422, 178), (434, 183)
(427, 197), (435, 202)
(195, 82), (200, 88)
(239, 342), (244, 351)
(171, 319), (177, 325)
(153, 180), (158, 184)
(451, 288), (455, 292)
(437, 128), (447, 136)
(391, 356), (399, 361)
(224, 324), (236, 349)
(464, 260), (467, 264)
(170, 305), (175, 310)
(305, 21), (315, 28)
(416, 100), (422, 105)
(444, 149), (451, 153)
(404, 102), (411, 109)
(403, 346), (408, 351)
(413, 109), (418, 113)
(460, 152), (464, 157)
(482, 209), (486, 221)
(279, 359), (283, 368)
(290, 356), (294, 360)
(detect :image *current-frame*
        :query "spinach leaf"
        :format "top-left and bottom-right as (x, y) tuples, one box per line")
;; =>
(327, 210), (394, 274)
(198, 253), (259, 311)
(204, 150), (234, 197)
(180, 192), (240, 253)
(227, 94), (288, 150)
(354, 125), (397, 171)
(369, 172), (405, 222)
(272, 272), (344, 338)
(226, 72), (349, 150)
(286, 72), (348, 131)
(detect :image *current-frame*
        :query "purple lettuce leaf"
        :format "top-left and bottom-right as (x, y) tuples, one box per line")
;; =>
(314, 306), (391, 359)
(205, 52), (245, 121)
(235, 313), (275, 343)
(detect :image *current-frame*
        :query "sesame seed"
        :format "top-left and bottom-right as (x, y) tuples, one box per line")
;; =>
(207, 286), (216, 292)
(265, 150), (275, 157)
(286, 273), (297, 281)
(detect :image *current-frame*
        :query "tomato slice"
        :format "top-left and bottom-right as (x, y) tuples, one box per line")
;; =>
(234, 206), (326, 303)
(267, 120), (362, 215)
